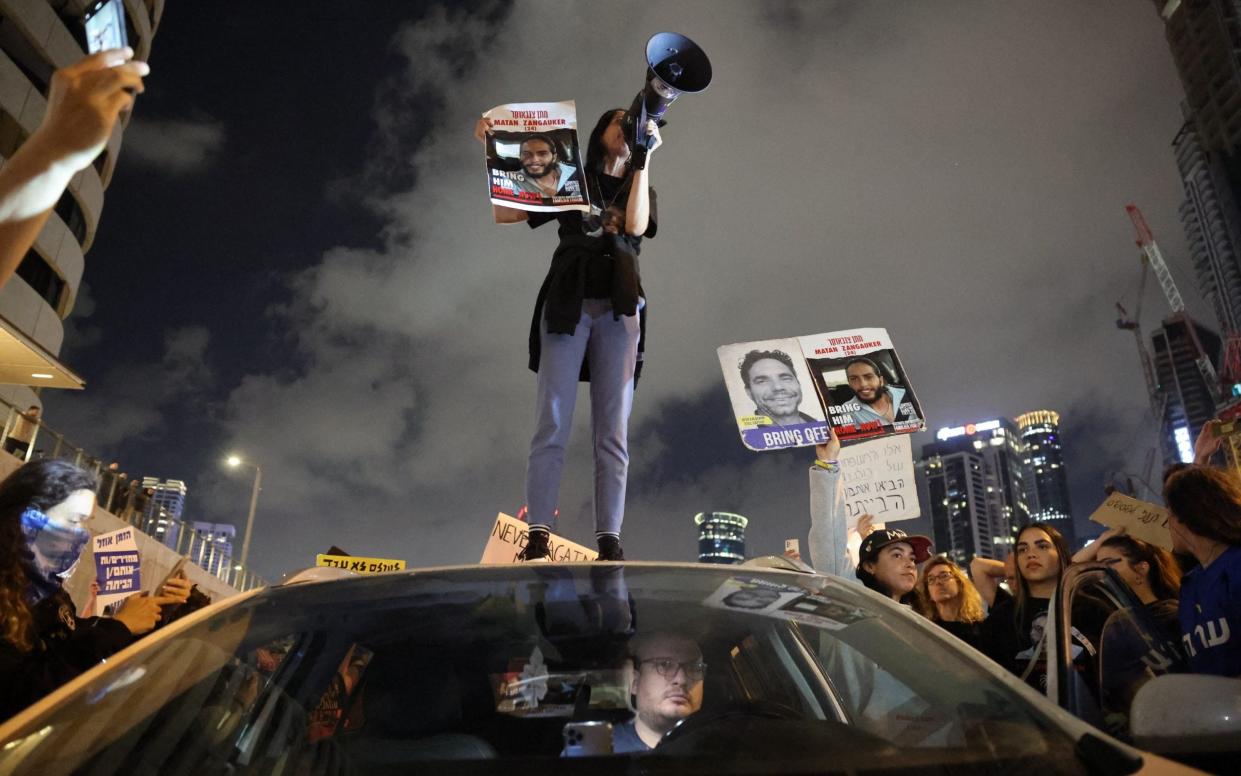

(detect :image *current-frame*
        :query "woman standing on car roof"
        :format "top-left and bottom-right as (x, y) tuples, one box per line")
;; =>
(1162, 465), (1241, 677)
(0, 460), (188, 719)
(476, 108), (661, 562)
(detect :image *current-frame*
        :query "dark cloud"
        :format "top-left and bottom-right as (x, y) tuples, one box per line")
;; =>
(121, 117), (225, 174)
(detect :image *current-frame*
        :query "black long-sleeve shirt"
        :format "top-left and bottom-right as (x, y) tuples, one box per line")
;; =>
(0, 588), (134, 720)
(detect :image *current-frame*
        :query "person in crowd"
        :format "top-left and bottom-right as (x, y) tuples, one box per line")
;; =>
(980, 523), (1099, 691)
(739, 349), (818, 427)
(915, 556), (987, 650)
(475, 108), (661, 562)
(1163, 465), (1241, 676)
(1072, 526), (1182, 642)
(3, 405), (40, 462)
(617, 631), (705, 752)
(970, 553), (1017, 609)
(807, 426), (852, 577)
(0, 460), (189, 719)
(0, 49), (148, 288)
(855, 528), (932, 605)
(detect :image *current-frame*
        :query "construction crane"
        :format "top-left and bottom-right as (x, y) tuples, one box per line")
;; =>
(1114, 258), (1163, 421)
(1125, 204), (1222, 403)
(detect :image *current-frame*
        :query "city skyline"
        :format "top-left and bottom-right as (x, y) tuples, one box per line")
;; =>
(17, 1), (1206, 576)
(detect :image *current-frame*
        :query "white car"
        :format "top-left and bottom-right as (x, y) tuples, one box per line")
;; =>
(0, 562), (1222, 774)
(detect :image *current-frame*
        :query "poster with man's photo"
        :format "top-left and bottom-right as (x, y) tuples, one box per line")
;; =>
(482, 100), (588, 214)
(716, 338), (831, 451)
(798, 328), (924, 443)
(717, 327), (924, 450)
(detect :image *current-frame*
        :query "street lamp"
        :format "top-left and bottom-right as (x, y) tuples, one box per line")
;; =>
(225, 453), (262, 571)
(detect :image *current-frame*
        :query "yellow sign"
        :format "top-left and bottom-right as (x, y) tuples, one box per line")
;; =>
(315, 554), (407, 574)
(1088, 492), (1172, 550)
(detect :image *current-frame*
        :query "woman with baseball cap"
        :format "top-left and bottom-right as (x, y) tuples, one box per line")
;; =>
(855, 528), (933, 605)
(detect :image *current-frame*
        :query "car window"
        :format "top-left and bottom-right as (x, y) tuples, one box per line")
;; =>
(1059, 565), (1187, 742)
(0, 566), (1099, 774)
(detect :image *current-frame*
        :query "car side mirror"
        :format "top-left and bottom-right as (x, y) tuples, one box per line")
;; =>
(1130, 674), (1241, 755)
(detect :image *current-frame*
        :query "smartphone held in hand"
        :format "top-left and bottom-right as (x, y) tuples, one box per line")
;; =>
(84, 0), (128, 54)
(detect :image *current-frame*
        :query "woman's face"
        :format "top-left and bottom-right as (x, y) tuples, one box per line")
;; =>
(44, 489), (96, 532)
(1016, 528), (1060, 584)
(601, 110), (628, 159)
(1096, 545), (1149, 595)
(865, 542), (917, 599)
(924, 564), (960, 604)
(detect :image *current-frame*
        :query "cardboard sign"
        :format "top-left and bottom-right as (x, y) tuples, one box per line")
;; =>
(1088, 492), (1172, 550)
(481, 513), (598, 563)
(315, 554), (406, 574)
(837, 435), (919, 521)
(93, 526), (141, 610)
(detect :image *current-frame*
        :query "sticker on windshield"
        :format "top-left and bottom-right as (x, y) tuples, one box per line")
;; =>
(701, 576), (808, 615)
(703, 577), (872, 630)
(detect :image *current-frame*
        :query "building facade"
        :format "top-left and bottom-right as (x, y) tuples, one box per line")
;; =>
(915, 450), (996, 566)
(694, 512), (748, 564)
(1152, 315), (1222, 464)
(0, 1), (164, 408)
(188, 521), (235, 579)
(1016, 410), (1075, 547)
(140, 476), (186, 548)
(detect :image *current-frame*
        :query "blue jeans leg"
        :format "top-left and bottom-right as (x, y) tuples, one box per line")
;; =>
(525, 310), (592, 530)
(585, 300), (641, 536)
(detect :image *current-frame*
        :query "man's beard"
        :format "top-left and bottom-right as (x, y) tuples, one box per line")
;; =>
(858, 386), (887, 406)
(523, 163), (554, 179)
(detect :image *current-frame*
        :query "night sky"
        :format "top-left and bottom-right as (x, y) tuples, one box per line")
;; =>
(42, 1), (1201, 579)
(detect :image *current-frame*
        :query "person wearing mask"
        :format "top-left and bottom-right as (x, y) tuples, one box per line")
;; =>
(0, 460), (188, 719)
(855, 529), (932, 605)
(915, 556), (987, 651)
(1073, 526), (1182, 643)
(475, 109), (661, 562)
(1162, 465), (1241, 676)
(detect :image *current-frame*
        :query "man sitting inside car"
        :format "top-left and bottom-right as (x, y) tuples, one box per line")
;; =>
(615, 631), (705, 752)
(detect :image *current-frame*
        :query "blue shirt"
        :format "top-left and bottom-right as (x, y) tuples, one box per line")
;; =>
(1179, 545), (1241, 677)
(611, 719), (652, 753)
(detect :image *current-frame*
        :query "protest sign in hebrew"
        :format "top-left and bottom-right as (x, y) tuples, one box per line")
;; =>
(718, 327), (924, 450)
(483, 100), (588, 214)
(837, 435), (920, 522)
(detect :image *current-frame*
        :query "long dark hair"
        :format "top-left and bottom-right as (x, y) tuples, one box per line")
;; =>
(585, 108), (625, 175)
(0, 460), (99, 651)
(1013, 522), (1072, 635)
(1163, 465), (1241, 547)
(1099, 534), (1182, 601)
(856, 564), (917, 605)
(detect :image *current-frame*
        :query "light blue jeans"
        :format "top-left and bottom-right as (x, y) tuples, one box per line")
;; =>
(525, 298), (641, 536)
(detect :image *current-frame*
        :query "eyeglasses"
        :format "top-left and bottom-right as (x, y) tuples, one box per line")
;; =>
(925, 572), (955, 585)
(639, 658), (707, 680)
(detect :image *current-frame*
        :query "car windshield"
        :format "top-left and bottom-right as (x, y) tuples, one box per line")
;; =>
(0, 564), (1094, 774)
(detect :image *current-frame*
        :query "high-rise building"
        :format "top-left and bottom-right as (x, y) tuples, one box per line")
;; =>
(1152, 315), (1222, 464)
(694, 512), (748, 564)
(915, 451), (996, 566)
(1016, 410), (1075, 547)
(189, 521), (235, 579)
(919, 419), (1029, 556)
(0, 2), (163, 411)
(1174, 118), (1241, 335)
(1155, 1), (1241, 336)
(141, 477), (186, 548)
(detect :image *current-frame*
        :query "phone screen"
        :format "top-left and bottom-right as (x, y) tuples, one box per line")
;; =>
(84, 0), (128, 54)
